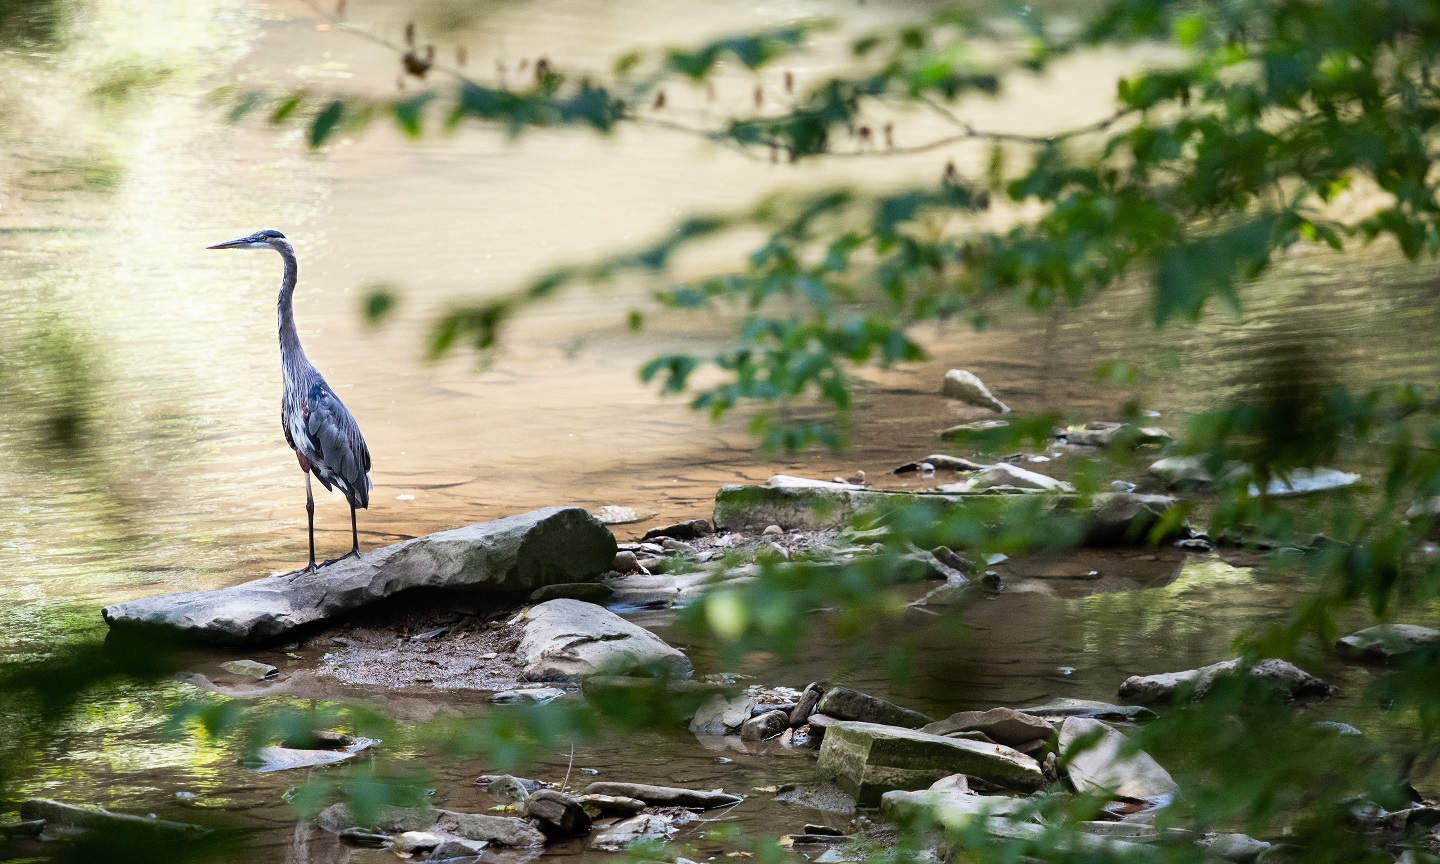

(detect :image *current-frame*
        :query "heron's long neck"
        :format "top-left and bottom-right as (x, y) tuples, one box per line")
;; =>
(275, 242), (309, 376)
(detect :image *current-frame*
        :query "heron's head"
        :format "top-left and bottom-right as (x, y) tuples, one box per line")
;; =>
(207, 229), (288, 251)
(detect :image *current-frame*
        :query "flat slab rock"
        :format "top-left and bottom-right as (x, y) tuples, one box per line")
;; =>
(1118, 658), (1333, 705)
(318, 802), (545, 847)
(102, 507), (617, 644)
(1058, 717), (1177, 800)
(921, 707), (1055, 748)
(1336, 624), (1440, 662)
(816, 720), (1043, 806)
(516, 599), (692, 681)
(581, 782), (742, 810)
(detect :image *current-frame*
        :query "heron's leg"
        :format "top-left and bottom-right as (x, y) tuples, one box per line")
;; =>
(321, 505), (363, 567)
(284, 475), (319, 580)
(305, 474), (317, 571)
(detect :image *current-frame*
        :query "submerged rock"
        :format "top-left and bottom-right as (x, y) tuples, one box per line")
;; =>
(516, 599), (692, 681)
(19, 799), (206, 835)
(816, 687), (933, 729)
(1336, 624), (1440, 663)
(103, 507), (617, 644)
(1200, 832), (1272, 863)
(220, 659), (278, 680)
(1062, 422), (1171, 448)
(816, 721), (1043, 805)
(921, 708), (1055, 749)
(1149, 458), (1358, 496)
(941, 369), (1010, 414)
(1118, 658), (1333, 705)
(1017, 699), (1156, 722)
(581, 782), (741, 810)
(1057, 717), (1177, 800)
(247, 738), (376, 773)
(742, 710), (790, 741)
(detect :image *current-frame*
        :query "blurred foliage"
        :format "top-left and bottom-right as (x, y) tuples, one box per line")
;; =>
(0, 0), (77, 51)
(12, 0), (1440, 862)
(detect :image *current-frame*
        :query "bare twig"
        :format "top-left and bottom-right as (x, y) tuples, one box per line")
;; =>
(560, 741), (575, 792)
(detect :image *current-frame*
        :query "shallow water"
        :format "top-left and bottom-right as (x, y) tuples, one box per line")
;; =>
(2, 0), (1439, 861)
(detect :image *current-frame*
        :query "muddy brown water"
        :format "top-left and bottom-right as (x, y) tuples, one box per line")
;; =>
(2, 0), (1440, 861)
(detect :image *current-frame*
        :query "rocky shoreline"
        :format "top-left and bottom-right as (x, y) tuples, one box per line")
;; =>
(18, 379), (1431, 863)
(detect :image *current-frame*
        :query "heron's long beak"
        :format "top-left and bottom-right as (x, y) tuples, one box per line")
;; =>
(207, 237), (253, 250)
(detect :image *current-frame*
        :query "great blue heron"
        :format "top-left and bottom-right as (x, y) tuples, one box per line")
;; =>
(208, 229), (372, 574)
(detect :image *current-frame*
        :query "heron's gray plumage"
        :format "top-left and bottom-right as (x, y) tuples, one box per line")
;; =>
(210, 228), (372, 572)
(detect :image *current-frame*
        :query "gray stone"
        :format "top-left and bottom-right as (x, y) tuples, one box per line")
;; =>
(612, 550), (640, 572)
(516, 599), (692, 681)
(816, 687), (933, 729)
(1082, 494), (1186, 546)
(572, 794), (646, 817)
(581, 782), (742, 810)
(941, 369), (1009, 413)
(1017, 699), (1156, 722)
(524, 789), (591, 838)
(19, 799), (206, 835)
(939, 463), (1072, 493)
(1118, 658), (1333, 704)
(816, 721), (1043, 805)
(318, 803), (435, 835)
(103, 507), (617, 644)
(528, 582), (615, 604)
(941, 419), (1010, 438)
(220, 659), (277, 679)
(1336, 624), (1440, 662)
(1201, 832), (1272, 863)
(742, 710), (790, 741)
(921, 708), (1054, 748)
(929, 774), (969, 793)
(590, 813), (675, 850)
(1057, 717), (1177, 799)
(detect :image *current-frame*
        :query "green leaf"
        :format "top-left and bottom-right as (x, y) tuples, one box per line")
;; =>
(308, 100), (345, 149)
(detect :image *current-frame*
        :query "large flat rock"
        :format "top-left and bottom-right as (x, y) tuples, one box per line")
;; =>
(816, 721), (1042, 805)
(516, 599), (692, 681)
(1058, 717), (1177, 800)
(102, 507), (616, 645)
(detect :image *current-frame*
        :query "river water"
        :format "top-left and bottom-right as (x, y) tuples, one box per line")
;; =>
(2, 0), (1439, 861)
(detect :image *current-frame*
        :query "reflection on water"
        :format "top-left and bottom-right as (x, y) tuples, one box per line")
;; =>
(1, 0), (1438, 859)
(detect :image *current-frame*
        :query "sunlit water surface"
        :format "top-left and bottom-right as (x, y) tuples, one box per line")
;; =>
(2, 0), (1440, 861)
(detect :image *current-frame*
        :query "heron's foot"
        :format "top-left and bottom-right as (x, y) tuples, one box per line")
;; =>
(282, 563), (318, 581)
(319, 549), (362, 568)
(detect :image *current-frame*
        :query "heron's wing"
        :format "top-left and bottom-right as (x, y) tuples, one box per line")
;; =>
(304, 381), (372, 509)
